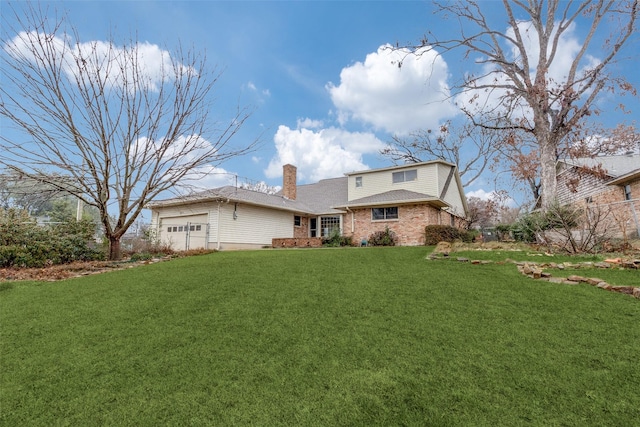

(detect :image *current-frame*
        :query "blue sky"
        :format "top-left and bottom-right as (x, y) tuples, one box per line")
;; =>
(3, 1), (639, 208)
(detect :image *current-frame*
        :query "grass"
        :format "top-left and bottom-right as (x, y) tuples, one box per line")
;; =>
(1, 247), (639, 426)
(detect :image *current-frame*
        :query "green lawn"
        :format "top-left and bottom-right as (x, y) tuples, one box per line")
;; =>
(1, 247), (639, 426)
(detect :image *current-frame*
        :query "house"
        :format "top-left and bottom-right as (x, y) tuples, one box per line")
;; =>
(556, 152), (640, 237)
(147, 161), (468, 250)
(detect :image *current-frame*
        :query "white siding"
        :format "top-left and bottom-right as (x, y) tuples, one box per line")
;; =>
(152, 201), (295, 250)
(348, 164), (440, 201)
(437, 163), (466, 216)
(210, 202), (294, 249)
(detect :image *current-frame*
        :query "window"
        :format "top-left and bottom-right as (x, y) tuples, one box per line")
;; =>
(294, 215), (301, 227)
(195, 225), (202, 231)
(167, 227), (172, 233)
(372, 207), (398, 220)
(178, 226), (184, 232)
(320, 216), (340, 237)
(172, 226), (178, 232)
(310, 218), (317, 237)
(189, 225), (195, 231)
(392, 169), (417, 183)
(624, 184), (632, 201)
(355, 176), (363, 188)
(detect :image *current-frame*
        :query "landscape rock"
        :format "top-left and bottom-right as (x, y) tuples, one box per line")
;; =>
(594, 262), (611, 269)
(633, 288), (640, 299)
(567, 275), (586, 283)
(610, 286), (634, 295)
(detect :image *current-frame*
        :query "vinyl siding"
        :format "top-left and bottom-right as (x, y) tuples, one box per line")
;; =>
(348, 164), (440, 201)
(213, 203), (293, 248)
(151, 201), (294, 250)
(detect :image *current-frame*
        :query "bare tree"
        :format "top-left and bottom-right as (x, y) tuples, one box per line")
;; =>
(405, 0), (638, 211)
(0, 4), (256, 259)
(381, 122), (502, 188)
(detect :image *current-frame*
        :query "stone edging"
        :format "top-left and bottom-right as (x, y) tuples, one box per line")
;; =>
(428, 253), (640, 299)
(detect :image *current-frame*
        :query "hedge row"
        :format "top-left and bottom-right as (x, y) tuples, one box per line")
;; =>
(424, 225), (475, 246)
(0, 209), (104, 268)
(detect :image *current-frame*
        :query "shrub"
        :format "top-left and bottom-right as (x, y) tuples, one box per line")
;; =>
(494, 224), (513, 241)
(424, 225), (473, 245)
(0, 208), (104, 267)
(322, 228), (352, 247)
(368, 227), (397, 246)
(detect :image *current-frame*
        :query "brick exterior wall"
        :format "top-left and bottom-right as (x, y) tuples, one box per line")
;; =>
(346, 204), (462, 246)
(293, 216), (309, 238)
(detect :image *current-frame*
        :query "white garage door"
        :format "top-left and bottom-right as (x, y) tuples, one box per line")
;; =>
(160, 214), (209, 251)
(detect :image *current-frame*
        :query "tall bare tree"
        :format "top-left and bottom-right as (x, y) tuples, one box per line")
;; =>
(406, 0), (638, 210)
(381, 121), (503, 188)
(1, 4), (256, 259)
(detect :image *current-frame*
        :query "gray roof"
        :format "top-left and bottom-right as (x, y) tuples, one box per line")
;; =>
(334, 189), (449, 209)
(561, 154), (640, 178)
(148, 185), (314, 214)
(150, 170), (453, 214)
(290, 177), (348, 214)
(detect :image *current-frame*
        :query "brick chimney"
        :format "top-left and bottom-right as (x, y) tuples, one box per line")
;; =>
(283, 164), (297, 200)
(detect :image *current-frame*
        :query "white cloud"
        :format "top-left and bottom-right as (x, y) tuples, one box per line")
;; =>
(5, 31), (193, 92)
(265, 125), (385, 182)
(175, 165), (237, 193)
(132, 134), (215, 167)
(466, 189), (496, 200)
(296, 118), (323, 129)
(327, 44), (457, 135)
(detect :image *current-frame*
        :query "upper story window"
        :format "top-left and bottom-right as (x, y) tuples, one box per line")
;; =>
(624, 184), (632, 201)
(392, 169), (417, 184)
(355, 176), (363, 188)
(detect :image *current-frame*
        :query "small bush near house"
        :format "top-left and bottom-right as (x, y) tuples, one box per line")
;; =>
(368, 227), (397, 246)
(424, 225), (474, 246)
(0, 208), (104, 267)
(322, 228), (353, 247)
(494, 224), (513, 241)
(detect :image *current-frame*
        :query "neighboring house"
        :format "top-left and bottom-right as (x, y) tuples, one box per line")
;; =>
(556, 152), (640, 237)
(147, 161), (468, 250)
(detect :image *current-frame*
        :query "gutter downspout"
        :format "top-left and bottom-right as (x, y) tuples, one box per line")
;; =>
(345, 207), (354, 233)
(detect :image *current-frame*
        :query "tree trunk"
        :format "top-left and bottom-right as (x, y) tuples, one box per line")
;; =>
(109, 236), (122, 261)
(539, 137), (557, 211)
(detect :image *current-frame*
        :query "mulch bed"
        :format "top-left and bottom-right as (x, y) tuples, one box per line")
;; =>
(0, 260), (148, 282)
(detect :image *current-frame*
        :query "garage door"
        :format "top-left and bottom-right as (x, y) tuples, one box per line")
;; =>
(160, 214), (209, 251)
